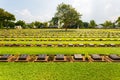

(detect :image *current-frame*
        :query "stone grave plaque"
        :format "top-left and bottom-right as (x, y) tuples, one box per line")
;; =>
(109, 54), (120, 60)
(56, 54), (64, 60)
(18, 54), (28, 60)
(37, 54), (46, 60)
(91, 54), (102, 60)
(74, 54), (83, 60)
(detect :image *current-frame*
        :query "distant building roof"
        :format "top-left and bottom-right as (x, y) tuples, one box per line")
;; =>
(96, 25), (103, 28)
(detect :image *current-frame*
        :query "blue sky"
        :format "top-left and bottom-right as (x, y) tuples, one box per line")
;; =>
(0, 0), (120, 23)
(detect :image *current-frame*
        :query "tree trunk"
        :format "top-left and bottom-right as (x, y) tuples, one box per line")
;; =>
(65, 27), (67, 31)
(65, 24), (68, 31)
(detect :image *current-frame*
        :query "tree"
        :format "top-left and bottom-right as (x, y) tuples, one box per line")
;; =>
(55, 3), (81, 31)
(89, 20), (97, 28)
(116, 16), (120, 23)
(7, 21), (15, 28)
(34, 21), (43, 28)
(27, 22), (35, 29)
(15, 20), (26, 28)
(116, 21), (120, 27)
(103, 20), (113, 28)
(83, 22), (89, 28)
(0, 8), (15, 28)
(116, 16), (120, 27)
(42, 22), (48, 28)
(0, 8), (5, 28)
(75, 20), (84, 28)
(50, 17), (59, 26)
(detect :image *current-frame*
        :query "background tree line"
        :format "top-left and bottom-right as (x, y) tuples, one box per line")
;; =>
(0, 3), (120, 29)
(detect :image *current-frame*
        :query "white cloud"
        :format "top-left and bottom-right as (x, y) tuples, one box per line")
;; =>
(13, 0), (120, 24)
(14, 9), (53, 23)
(105, 3), (112, 10)
(15, 9), (32, 17)
(103, 1), (120, 22)
(71, 0), (93, 21)
(15, 9), (39, 23)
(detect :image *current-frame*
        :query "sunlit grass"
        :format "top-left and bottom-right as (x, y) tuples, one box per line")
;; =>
(0, 41), (120, 44)
(0, 47), (120, 54)
(0, 62), (120, 80)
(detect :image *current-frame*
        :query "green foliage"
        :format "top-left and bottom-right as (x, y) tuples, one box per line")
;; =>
(116, 17), (120, 27)
(43, 22), (49, 28)
(50, 17), (59, 26)
(83, 22), (89, 28)
(27, 21), (44, 29)
(34, 21), (43, 28)
(27, 22), (35, 28)
(117, 21), (120, 27)
(75, 20), (84, 28)
(0, 8), (15, 28)
(116, 16), (120, 23)
(103, 20), (113, 28)
(89, 20), (97, 28)
(7, 21), (15, 28)
(15, 20), (26, 28)
(55, 3), (81, 30)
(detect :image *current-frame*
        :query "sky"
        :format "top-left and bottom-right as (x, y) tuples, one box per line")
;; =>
(0, 0), (120, 24)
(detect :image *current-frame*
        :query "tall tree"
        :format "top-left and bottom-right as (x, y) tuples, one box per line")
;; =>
(89, 20), (97, 28)
(55, 3), (81, 31)
(0, 8), (15, 28)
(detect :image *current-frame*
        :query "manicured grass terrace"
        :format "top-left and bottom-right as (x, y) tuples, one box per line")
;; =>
(0, 47), (120, 54)
(1, 41), (120, 44)
(0, 62), (120, 80)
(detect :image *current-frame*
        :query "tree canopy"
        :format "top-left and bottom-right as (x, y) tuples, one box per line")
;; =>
(55, 3), (81, 31)
(89, 20), (97, 28)
(103, 20), (113, 28)
(116, 17), (120, 27)
(15, 20), (26, 28)
(0, 8), (15, 28)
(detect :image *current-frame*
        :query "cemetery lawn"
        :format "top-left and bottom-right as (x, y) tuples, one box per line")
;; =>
(1, 41), (120, 44)
(0, 62), (120, 80)
(0, 47), (120, 54)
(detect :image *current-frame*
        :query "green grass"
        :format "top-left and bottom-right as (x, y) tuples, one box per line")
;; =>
(0, 47), (120, 54)
(0, 62), (120, 80)
(1, 41), (120, 44)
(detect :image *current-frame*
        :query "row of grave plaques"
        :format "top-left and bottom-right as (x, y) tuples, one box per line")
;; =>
(0, 54), (120, 62)
(0, 43), (120, 47)
(0, 35), (120, 38)
(1, 36), (120, 38)
(0, 38), (120, 41)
